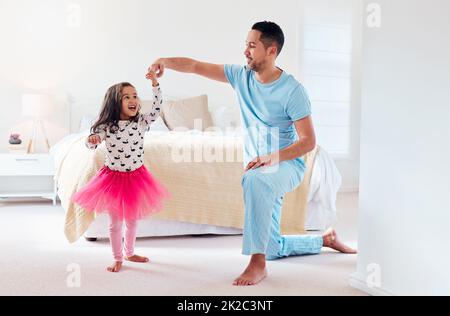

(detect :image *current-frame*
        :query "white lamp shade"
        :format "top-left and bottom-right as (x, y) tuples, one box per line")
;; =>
(22, 94), (54, 117)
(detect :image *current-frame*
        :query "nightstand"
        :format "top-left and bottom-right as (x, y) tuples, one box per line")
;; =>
(0, 153), (57, 205)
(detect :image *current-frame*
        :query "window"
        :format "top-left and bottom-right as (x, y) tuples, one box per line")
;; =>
(300, 0), (359, 156)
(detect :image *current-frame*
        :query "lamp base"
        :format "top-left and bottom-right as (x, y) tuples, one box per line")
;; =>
(27, 139), (34, 154)
(26, 119), (51, 154)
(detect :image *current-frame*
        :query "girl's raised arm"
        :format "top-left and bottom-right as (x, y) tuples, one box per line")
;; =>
(140, 81), (163, 127)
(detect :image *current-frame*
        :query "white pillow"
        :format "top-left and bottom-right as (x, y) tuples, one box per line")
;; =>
(210, 105), (241, 129)
(163, 95), (214, 131)
(150, 116), (170, 132)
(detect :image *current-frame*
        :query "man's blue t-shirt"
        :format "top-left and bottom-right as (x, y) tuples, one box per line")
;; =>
(224, 64), (312, 166)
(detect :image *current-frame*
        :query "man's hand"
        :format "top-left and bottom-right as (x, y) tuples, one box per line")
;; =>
(245, 153), (280, 172)
(148, 59), (166, 79)
(88, 135), (101, 146)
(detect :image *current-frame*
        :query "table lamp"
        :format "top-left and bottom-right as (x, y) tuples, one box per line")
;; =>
(22, 94), (54, 154)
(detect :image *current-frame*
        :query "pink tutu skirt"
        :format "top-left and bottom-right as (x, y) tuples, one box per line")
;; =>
(71, 166), (170, 221)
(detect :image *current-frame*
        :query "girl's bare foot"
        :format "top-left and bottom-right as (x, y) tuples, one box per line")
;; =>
(107, 261), (123, 273)
(322, 228), (357, 254)
(125, 255), (150, 263)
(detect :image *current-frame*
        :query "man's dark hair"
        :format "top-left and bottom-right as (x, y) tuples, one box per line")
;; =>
(252, 21), (285, 56)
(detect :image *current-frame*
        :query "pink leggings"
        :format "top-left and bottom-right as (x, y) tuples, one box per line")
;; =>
(109, 215), (138, 262)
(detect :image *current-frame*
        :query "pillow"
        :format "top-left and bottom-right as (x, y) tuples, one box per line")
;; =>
(150, 116), (170, 132)
(138, 100), (169, 132)
(162, 95), (214, 131)
(210, 105), (241, 129)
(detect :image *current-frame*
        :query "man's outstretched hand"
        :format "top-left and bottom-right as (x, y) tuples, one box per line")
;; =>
(147, 59), (165, 79)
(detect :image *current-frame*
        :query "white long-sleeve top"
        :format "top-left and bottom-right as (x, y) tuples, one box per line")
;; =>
(86, 85), (163, 172)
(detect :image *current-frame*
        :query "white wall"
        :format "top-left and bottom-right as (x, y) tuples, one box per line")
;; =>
(0, 0), (359, 189)
(351, 0), (450, 295)
(0, 0), (300, 146)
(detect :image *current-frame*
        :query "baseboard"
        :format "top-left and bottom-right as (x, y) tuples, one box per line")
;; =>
(349, 273), (394, 296)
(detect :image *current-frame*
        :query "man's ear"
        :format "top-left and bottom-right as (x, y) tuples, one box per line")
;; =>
(269, 46), (278, 56)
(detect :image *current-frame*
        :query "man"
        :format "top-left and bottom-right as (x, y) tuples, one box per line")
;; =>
(148, 21), (356, 286)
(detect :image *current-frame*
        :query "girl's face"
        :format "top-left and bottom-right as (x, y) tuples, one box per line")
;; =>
(120, 86), (140, 120)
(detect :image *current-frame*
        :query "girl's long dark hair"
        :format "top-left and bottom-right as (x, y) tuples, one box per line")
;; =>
(91, 82), (140, 135)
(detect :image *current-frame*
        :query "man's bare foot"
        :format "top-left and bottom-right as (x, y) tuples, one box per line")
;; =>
(125, 255), (150, 263)
(322, 228), (357, 254)
(233, 254), (268, 287)
(107, 261), (123, 273)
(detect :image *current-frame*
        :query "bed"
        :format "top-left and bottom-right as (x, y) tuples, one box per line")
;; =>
(53, 95), (341, 243)
(53, 131), (340, 243)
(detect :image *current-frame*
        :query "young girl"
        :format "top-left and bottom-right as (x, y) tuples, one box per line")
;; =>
(72, 73), (169, 273)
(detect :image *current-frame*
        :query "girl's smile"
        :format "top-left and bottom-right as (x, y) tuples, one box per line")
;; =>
(121, 86), (140, 120)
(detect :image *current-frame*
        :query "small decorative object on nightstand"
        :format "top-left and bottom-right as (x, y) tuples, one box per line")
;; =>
(8, 134), (27, 154)
(9, 133), (22, 145)
(0, 153), (58, 205)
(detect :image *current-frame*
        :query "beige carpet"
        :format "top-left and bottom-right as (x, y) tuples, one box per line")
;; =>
(0, 193), (364, 296)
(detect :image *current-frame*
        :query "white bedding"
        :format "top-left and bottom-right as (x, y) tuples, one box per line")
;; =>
(307, 148), (341, 230)
(52, 130), (340, 239)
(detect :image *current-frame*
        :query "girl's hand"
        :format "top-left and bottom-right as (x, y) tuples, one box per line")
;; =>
(88, 134), (102, 146)
(146, 70), (159, 87)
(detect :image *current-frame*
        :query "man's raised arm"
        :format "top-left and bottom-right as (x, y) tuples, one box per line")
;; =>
(147, 58), (228, 83)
